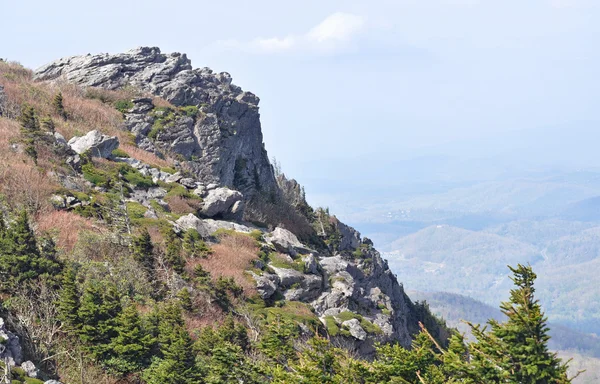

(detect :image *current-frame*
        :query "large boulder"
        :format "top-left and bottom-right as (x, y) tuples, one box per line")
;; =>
(342, 319), (367, 341)
(265, 227), (311, 256)
(0, 318), (22, 366)
(250, 272), (280, 299)
(200, 188), (244, 220)
(175, 214), (252, 238)
(68, 129), (119, 158)
(21, 360), (39, 378)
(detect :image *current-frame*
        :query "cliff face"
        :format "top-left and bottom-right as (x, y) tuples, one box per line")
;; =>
(33, 48), (448, 354)
(34, 47), (277, 200)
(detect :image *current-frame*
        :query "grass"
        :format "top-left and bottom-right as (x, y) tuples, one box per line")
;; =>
(253, 301), (320, 329)
(269, 253), (305, 273)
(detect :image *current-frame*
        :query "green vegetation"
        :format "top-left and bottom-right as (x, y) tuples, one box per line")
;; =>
(111, 148), (129, 158)
(113, 99), (134, 113)
(52, 92), (67, 119)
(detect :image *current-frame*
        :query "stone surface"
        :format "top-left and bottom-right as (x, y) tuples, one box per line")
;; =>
(265, 227), (309, 256)
(200, 187), (244, 220)
(175, 214), (252, 238)
(67, 129), (119, 158)
(35, 47), (279, 200)
(44, 381), (63, 384)
(250, 272), (279, 299)
(302, 254), (319, 275)
(342, 319), (367, 341)
(337, 221), (362, 251)
(0, 317), (23, 366)
(21, 360), (39, 378)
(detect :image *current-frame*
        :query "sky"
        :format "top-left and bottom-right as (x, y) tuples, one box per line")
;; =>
(4, 0), (600, 206)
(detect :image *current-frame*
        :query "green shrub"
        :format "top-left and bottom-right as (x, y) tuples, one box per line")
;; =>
(114, 99), (134, 113)
(111, 148), (130, 158)
(179, 105), (199, 117)
(82, 163), (109, 187)
(126, 202), (147, 220)
(121, 166), (154, 189)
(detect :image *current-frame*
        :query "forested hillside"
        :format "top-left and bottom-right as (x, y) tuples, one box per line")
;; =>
(0, 51), (578, 383)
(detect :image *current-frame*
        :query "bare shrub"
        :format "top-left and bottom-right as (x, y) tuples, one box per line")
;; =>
(36, 211), (101, 252)
(188, 233), (258, 295)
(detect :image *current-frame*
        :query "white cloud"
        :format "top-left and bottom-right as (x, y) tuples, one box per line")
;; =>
(308, 13), (365, 43)
(218, 12), (366, 54)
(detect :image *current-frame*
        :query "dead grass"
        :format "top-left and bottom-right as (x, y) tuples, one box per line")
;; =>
(166, 196), (202, 215)
(120, 144), (174, 168)
(36, 210), (102, 252)
(187, 233), (259, 296)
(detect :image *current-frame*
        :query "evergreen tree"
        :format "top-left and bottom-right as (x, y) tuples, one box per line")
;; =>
(18, 105), (40, 163)
(463, 264), (572, 383)
(77, 280), (122, 358)
(145, 302), (199, 383)
(57, 265), (80, 328)
(163, 228), (184, 274)
(0, 210), (61, 289)
(52, 92), (67, 119)
(132, 228), (154, 272)
(105, 303), (154, 375)
(182, 228), (211, 258)
(40, 117), (55, 133)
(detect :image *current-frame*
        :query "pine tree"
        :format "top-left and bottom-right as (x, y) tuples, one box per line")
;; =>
(105, 303), (154, 375)
(57, 265), (80, 329)
(40, 117), (55, 133)
(52, 92), (67, 119)
(18, 105), (40, 163)
(0, 210), (61, 289)
(77, 280), (122, 358)
(132, 228), (154, 272)
(464, 264), (572, 383)
(145, 302), (199, 383)
(163, 228), (184, 274)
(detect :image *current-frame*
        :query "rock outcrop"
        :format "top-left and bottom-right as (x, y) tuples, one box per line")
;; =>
(35, 47), (278, 200)
(68, 129), (119, 158)
(199, 188), (244, 220)
(0, 318), (22, 366)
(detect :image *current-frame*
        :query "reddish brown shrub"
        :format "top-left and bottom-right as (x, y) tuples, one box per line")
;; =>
(187, 233), (258, 296)
(36, 210), (101, 252)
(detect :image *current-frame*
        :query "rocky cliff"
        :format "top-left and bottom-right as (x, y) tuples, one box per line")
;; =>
(33, 48), (449, 355)
(34, 47), (277, 201)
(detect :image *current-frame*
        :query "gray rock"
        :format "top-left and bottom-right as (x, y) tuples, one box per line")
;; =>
(179, 177), (197, 189)
(341, 319), (367, 341)
(337, 221), (362, 251)
(67, 130), (119, 158)
(115, 157), (142, 168)
(21, 360), (39, 378)
(200, 188), (244, 220)
(302, 254), (319, 275)
(265, 227), (306, 256)
(66, 154), (82, 171)
(206, 183), (219, 190)
(250, 272), (279, 299)
(50, 195), (66, 209)
(175, 214), (251, 238)
(165, 172), (183, 183)
(0, 317), (23, 366)
(144, 209), (158, 219)
(53, 132), (68, 145)
(269, 266), (304, 288)
(193, 185), (207, 197)
(44, 381), (63, 384)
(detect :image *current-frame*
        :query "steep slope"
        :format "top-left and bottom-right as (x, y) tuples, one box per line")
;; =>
(0, 49), (451, 383)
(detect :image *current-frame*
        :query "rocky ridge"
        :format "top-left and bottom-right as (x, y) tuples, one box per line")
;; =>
(34, 47), (277, 201)
(33, 48), (447, 355)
